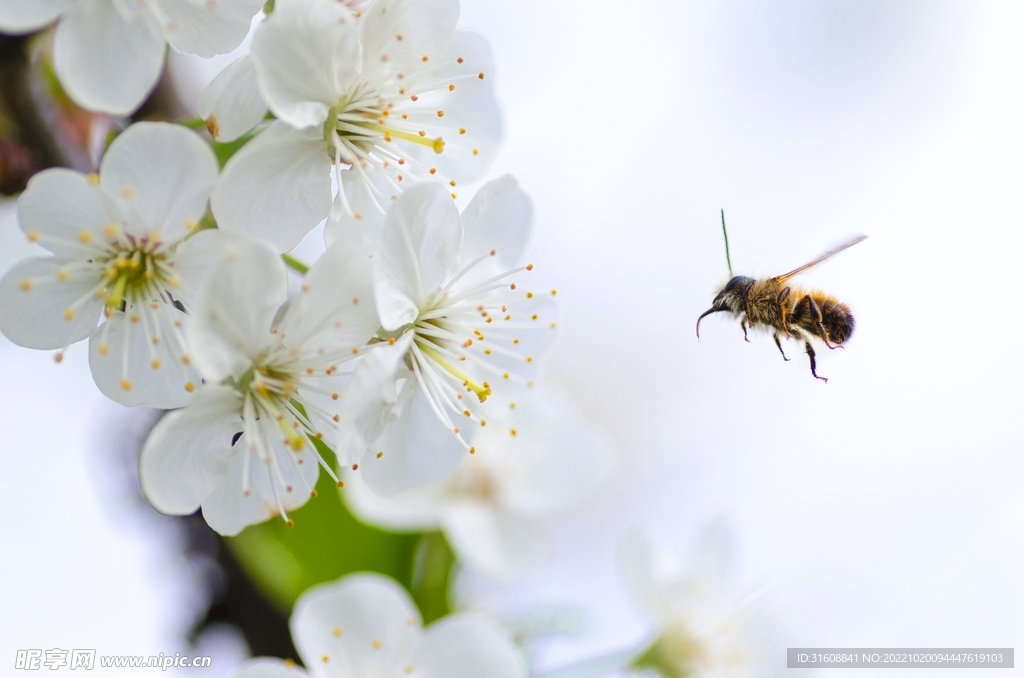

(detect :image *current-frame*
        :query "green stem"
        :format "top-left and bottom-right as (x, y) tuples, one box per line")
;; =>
(410, 532), (455, 625)
(282, 253), (309, 275)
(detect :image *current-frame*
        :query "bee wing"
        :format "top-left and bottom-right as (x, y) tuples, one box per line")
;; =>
(773, 234), (867, 283)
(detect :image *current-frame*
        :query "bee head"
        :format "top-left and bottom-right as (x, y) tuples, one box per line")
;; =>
(696, 275), (752, 339)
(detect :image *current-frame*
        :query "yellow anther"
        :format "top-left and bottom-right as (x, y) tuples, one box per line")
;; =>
(333, 628), (342, 637)
(18, 280), (31, 292)
(185, 218), (198, 231)
(551, 289), (558, 295)
(54, 352), (64, 363)
(120, 185), (136, 198)
(448, 83), (455, 91)
(63, 308), (75, 321)
(120, 379), (132, 391)
(469, 446), (476, 454)
(185, 382), (195, 392)
(151, 359), (162, 369)
(526, 356), (533, 363)
(432, 138), (445, 154)
(104, 223), (119, 238)
(79, 230), (92, 243)
(436, 110), (445, 117)
(478, 72), (485, 79)
(87, 173), (100, 185)
(526, 291), (534, 298)
(373, 640), (382, 649)
(26, 231), (39, 242)
(459, 127), (466, 134)
(510, 428), (518, 436)
(473, 148), (479, 155)
(376, 451), (384, 458)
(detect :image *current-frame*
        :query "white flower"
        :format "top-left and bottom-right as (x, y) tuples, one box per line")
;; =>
(211, 0), (501, 251)
(0, 122), (225, 408)
(344, 384), (616, 579)
(622, 525), (780, 678)
(0, 0), (265, 115)
(139, 235), (380, 535)
(228, 573), (526, 678)
(332, 176), (558, 496)
(198, 0), (371, 144)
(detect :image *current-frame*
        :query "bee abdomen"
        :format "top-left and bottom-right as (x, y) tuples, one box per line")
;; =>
(820, 298), (855, 344)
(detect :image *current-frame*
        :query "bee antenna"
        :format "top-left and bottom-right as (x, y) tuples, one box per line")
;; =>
(720, 208), (733, 278)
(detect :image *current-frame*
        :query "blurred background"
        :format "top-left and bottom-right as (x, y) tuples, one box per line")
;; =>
(2, 0), (1022, 675)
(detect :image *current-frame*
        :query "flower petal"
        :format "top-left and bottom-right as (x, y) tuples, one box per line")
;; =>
(228, 658), (310, 678)
(414, 613), (526, 678)
(334, 333), (413, 466)
(0, 257), (104, 349)
(394, 31), (502, 183)
(212, 122), (332, 252)
(100, 122), (218, 242)
(341, 470), (443, 532)
(0, 0), (69, 34)
(17, 168), (113, 259)
(360, 385), (467, 496)
(53, 0), (165, 114)
(187, 238), (288, 381)
(458, 174), (533, 284)
(250, 0), (361, 129)
(494, 386), (615, 515)
(439, 504), (545, 579)
(374, 183), (461, 330)
(200, 434), (319, 536)
(358, 0), (459, 86)
(138, 384), (242, 516)
(153, 0), (264, 57)
(198, 54), (268, 142)
(170, 228), (254, 311)
(290, 573), (421, 675)
(276, 231), (379, 353)
(88, 305), (197, 409)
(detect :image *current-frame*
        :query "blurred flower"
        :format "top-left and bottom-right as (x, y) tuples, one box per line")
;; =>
(0, 0), (265, 115)
(332, 176), (558, 496)
(0, 121), (223, 408)
(139, 235), (380, 535)
(344, 383), (615, 579)
(622, 525), (780, 678)
(210, 0), (501, 251)
(228, 572), (526, 678)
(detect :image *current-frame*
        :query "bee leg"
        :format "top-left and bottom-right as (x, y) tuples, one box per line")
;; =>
(773, 332), (790, 361)
(777, 287), (792, 338)
(801, 294), (839, 350)
(740, 317), (751, 342)
(804, 340), (827, 382)
(743, 280), (756, 328)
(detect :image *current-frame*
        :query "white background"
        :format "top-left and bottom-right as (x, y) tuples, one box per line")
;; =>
(2, 1), (1022, 676)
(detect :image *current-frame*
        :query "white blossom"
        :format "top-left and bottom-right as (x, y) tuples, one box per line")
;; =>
(332, 176), (558, 496)
(228, 573), (526, 678)
(211, 0), (501, 251)
(0, 122), (224, 408)
(198, 0), (371, 144)
(344, 384), (616, 579)
(0, 0), (265, 115)
(622, 526), (780, 678)
(139, 235), (380, 535)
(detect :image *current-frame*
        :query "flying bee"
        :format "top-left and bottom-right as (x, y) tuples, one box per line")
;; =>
(696, 211), (866, 382)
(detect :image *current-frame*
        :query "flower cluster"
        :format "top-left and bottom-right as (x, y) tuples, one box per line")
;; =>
(0, 1), (780, 675)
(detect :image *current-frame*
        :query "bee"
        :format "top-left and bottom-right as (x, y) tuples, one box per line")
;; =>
(696, 211), (866, 382)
